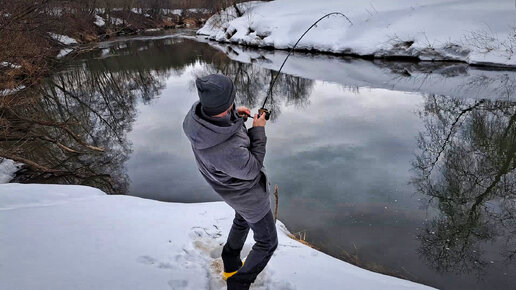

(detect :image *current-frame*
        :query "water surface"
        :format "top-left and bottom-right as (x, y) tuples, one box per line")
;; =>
(11, 31), (516, 290)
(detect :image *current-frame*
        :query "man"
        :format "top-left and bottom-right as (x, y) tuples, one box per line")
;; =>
(182, 74), (277, 290)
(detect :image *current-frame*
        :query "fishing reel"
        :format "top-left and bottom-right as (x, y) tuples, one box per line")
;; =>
(258, 108), (271, 120)
(240, 108), (270, 122)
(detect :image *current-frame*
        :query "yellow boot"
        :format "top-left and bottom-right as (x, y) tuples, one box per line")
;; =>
(222, 260), (244, 281)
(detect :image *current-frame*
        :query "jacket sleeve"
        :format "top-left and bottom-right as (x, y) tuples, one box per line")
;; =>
(216, 126), (267, 181)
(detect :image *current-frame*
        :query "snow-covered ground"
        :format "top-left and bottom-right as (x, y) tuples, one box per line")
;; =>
(0, 61), (21, 69)
(0, 85), (26, 96)
(57, 48), (73, 59)
(94, 15), (106, 27)
(109, 17), (124, 26)
(198, 0), (516, 68)
(48, 32), (78, 45)
(0, 184), (435, 290)
(47, 32), (78, 59)
(0, 159), (21, 183)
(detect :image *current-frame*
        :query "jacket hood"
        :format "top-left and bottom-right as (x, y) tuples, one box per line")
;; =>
(183, 101), (244, 149)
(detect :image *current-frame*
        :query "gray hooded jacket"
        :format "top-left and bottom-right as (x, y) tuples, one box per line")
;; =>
(183, 101), (271, 223)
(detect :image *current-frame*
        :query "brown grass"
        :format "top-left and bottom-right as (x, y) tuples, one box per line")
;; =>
(287, 230), (319, 250)
(286, 230), (413, 281)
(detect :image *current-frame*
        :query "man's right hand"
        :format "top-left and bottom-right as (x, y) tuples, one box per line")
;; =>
(253, 112), (267, 127)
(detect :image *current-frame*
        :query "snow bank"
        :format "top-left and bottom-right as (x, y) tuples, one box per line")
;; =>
(0, 62), (21, 69)
(0, 159), (21, 183)
(57, 48), (73, 58)
(188, 8), (211, 14)
(94, 15), (105, 27)
(0, 184), (434, 290)
(110, 17), (124, 25)
(0, 85), (26, 96)
(171, 9), (183, 15)
(198, 0), (516, 68)
(195, 39), (516, 101)
(48, 32), (78, 45)
(46, 33), (76, 59)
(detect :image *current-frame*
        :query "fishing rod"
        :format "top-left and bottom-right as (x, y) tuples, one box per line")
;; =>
(241, 12), (352, 121)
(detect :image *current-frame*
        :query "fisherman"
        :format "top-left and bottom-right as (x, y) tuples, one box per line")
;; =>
(182, 74), (277, 290)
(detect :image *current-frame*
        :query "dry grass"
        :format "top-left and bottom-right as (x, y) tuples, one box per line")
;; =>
(287, 230), (319, 250)
(340, 244), (413, 281)
(287, 230), (414, 281)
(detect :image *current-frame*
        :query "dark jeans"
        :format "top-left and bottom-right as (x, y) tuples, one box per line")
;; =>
(222, 210), (278, 290)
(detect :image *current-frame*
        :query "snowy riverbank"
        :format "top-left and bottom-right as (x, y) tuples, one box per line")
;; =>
(0, 184), (435, 289)
(195, 39), (516, 102)
(197, 0), (516, 68)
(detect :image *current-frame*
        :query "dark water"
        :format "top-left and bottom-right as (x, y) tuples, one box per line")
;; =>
(10, 30), (516, 289)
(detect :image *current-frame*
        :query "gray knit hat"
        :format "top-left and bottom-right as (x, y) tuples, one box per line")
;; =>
(195, 74), (235, 116)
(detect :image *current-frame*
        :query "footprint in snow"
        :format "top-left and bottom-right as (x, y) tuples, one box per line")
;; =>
(136, 255), (157, 265)
(168, 279), (188, 289)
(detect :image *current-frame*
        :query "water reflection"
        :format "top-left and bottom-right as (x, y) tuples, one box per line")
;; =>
(190, 48), (313, 121)
(413, 95), (516, 275)
(4, 36), (313, 194)
(2, 36), (183, 193)
(3, 61), (162, 193)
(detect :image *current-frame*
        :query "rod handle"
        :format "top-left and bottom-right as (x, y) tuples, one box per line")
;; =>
(240, 108), (270, 121)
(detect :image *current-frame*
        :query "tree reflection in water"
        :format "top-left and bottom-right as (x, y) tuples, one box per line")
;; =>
(192, 45), (313, 121)
(0, 37), (314, 194)
(412, 94), (516, 275)
(1, 57), (167, 193)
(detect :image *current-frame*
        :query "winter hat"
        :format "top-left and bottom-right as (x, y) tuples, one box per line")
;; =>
(195, 74), (235, 116)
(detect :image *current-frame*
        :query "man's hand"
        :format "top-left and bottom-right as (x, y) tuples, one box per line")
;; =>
(237, 106), (251, 118)
(253, 112), (267, 127)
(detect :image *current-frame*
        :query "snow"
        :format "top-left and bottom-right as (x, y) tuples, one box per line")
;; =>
(94, 15), (105, 27)
(110, 17), (124, 25)
(198, 0), (516, 68)
(48, 32), (78, 45)
(0, 85), (26, 96)
(0, 159), (21, 183)
(101, 48), (110, 57)
(57, 48), (73, 58)
(188, 8), (210, 14)
(161, 8), (210, 15)
(48, 7), (63, 17)
(0, 184), (434, 290)
(0, 62), (21, 69)
(171, 9), (183, 15)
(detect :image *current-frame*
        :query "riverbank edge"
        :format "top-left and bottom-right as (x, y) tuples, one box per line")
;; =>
(196, 34), (516, 71)
(196, 0), (516, 71)
(1, 10), (208, 97)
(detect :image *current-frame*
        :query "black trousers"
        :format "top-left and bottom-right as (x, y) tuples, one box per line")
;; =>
(222, 210), (278, 290)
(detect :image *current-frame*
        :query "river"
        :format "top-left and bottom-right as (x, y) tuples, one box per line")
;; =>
(12, 30), (516, 289)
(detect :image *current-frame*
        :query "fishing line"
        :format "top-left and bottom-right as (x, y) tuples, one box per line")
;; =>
(246, 12), (352, 120)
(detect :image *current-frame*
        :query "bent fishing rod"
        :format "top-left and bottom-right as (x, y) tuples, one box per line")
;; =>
(241, 12), (352, 121)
